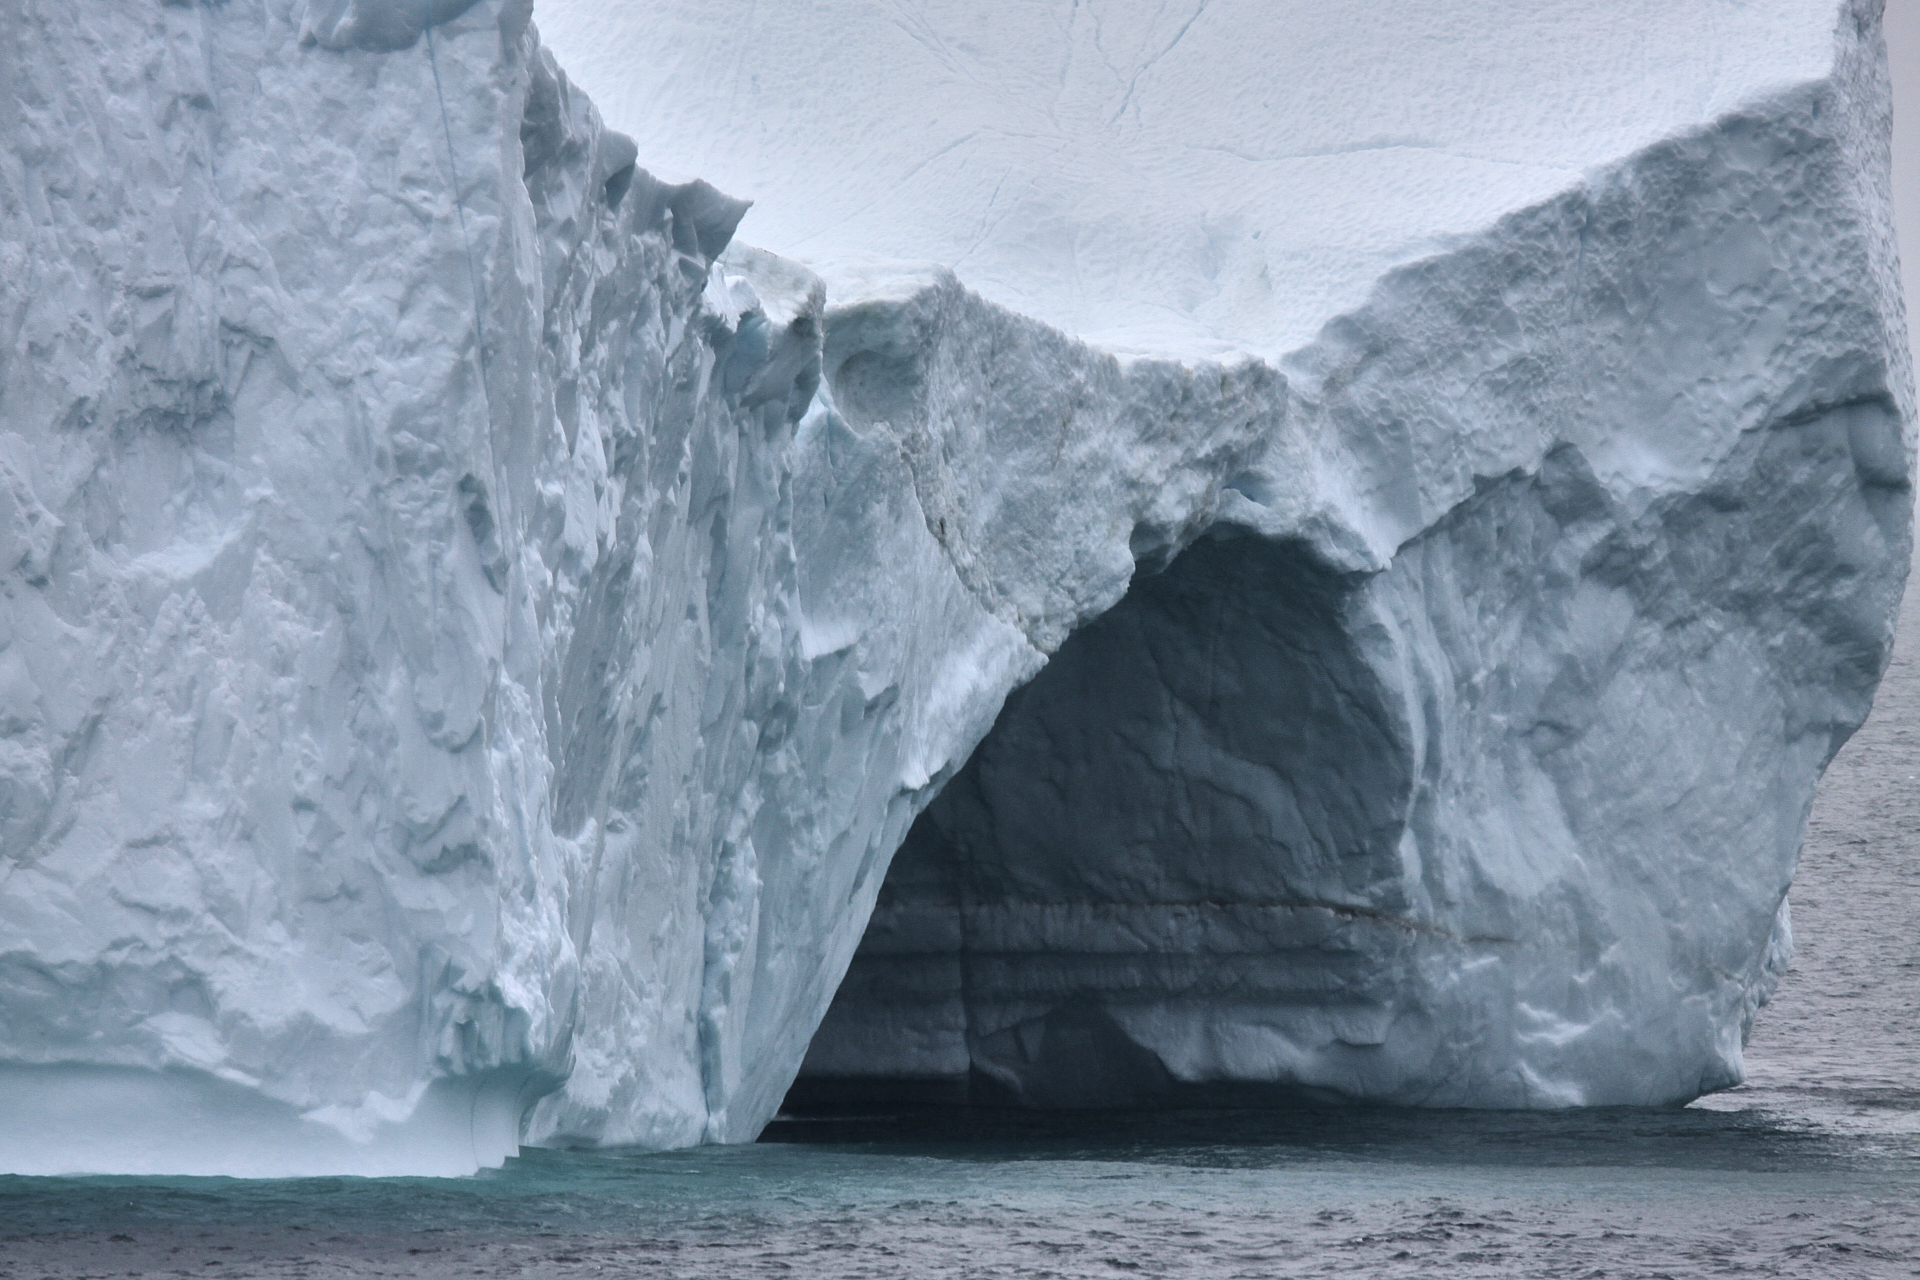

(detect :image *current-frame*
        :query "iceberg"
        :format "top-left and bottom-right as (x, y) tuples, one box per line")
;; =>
(0, 0), (1910, 1174)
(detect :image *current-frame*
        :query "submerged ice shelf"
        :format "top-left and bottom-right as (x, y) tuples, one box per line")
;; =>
(0, 0), (1912, 1175)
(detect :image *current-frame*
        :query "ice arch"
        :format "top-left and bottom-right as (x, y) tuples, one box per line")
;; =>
(791, 397), (1913, 1113)
(791, 529), (1420, 1110)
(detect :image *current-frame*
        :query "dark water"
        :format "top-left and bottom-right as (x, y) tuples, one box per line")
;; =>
(3, 609), (1917, 1279)
(2, 1100), (1917, 1277)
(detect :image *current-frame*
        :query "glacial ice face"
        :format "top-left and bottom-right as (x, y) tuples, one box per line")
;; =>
(0, 0), (1913, 1176)
(0, 0), (866, 1173)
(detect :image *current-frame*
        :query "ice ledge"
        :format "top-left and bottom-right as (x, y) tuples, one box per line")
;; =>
(0, 1064), (540, 1178)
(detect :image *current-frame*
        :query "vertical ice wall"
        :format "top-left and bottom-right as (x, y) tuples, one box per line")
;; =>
(0, 0), (858, 1173)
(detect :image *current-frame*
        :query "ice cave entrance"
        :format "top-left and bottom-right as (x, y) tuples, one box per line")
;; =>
(788, 528), (1416, 1111)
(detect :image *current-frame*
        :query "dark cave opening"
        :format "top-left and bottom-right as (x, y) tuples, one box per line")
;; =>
(784, 527), (1414, 1114)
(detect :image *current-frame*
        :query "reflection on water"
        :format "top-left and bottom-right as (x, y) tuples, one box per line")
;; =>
(766, 1092), (1920, 1173)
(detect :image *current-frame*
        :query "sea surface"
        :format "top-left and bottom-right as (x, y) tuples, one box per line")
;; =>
(4, 595), (1918, 1280)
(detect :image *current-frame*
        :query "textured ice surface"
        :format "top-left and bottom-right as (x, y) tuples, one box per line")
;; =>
(0, 0), (1913, 1175)
(0, 0), (888, 1173)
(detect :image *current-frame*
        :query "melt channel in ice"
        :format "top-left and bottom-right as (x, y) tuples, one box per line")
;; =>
(0, 0), (1912, 1175)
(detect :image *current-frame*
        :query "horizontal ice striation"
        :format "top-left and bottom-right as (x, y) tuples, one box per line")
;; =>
(0, 0), (1912, 1175)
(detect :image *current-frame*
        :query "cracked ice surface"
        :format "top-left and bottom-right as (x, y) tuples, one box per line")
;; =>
(0, 0), (1913, 1176)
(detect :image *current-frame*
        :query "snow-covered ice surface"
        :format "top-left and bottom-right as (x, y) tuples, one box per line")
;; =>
(0, 0), (1912, 1176)
(539, 0), (1845, 358)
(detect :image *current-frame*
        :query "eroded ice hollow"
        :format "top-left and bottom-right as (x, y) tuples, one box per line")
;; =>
(0, 0), (1910, 1176)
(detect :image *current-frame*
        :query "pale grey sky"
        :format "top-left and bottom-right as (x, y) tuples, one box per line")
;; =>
(1890, 0), (1918, 381)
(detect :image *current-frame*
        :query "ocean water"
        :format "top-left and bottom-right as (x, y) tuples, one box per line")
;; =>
(1, 1102), (1917, 1277)
(4, 607), (1917, 1280)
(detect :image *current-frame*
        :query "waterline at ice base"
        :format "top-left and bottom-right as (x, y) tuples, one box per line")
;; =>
(0, 0), (1910, 1176)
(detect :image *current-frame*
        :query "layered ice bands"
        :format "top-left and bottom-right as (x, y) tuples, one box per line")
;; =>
(0, 0), (1912, 1175)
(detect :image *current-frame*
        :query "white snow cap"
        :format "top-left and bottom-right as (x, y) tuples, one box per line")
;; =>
(535, 0), (1838, 356)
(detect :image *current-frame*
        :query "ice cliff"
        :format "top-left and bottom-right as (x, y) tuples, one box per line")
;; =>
(0, 0), (1912, 1175)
